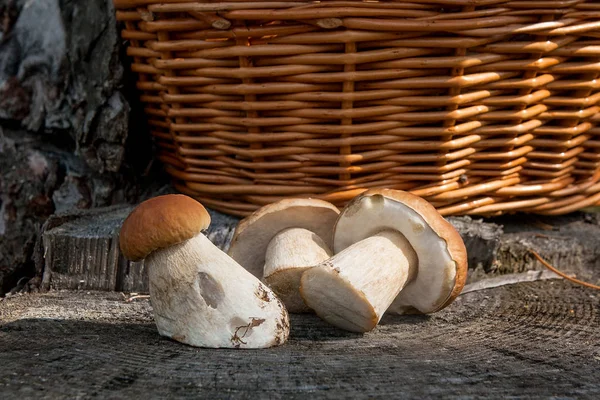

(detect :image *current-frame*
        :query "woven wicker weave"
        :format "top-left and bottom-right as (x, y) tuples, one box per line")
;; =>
(114, 0), (600, 217)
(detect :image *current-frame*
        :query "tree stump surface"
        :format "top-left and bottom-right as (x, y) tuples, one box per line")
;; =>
(38, 205), (600, 293)
(0, 281), (598, 398)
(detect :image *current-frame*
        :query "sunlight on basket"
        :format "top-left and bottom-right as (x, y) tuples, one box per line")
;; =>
(113, 0), (600, 216)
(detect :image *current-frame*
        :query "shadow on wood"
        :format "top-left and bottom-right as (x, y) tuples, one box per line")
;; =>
(1, 282), (598, 398)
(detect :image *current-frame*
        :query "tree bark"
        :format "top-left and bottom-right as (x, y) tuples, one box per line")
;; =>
(0, 0), (164, 294)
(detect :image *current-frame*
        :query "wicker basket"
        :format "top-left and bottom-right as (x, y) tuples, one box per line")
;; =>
(114, 0), (600, 217)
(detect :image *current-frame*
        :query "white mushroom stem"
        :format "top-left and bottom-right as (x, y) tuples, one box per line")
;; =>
(300, 230), (417, 333)
(263, 227), (332, 313)
(146, 233), (289, 349)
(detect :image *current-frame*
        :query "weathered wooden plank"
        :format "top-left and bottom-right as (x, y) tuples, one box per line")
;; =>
(0, 282), (598, 398)
(38, 204), (600, 292)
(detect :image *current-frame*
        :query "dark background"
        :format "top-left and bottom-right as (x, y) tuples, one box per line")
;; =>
(0, 0), (166, 295)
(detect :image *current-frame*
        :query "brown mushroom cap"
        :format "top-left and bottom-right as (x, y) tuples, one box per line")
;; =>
(119, 194), (211, 261)
(333, 189), (467, 314)
(228, 198), (340, 279)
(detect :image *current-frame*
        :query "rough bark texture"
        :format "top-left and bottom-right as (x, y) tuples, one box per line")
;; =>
(0, 281), (598, 398)
(0, 0), (127, 166)
(0, 0), (164, 295)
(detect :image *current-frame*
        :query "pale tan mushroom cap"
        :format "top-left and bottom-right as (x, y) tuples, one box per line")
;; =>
(334, 189), (467, 314)
(228, 198), (340, 279)
(120, 194), (211, 261)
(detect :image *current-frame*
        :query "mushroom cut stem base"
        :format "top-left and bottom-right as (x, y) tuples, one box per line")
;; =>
(300, 230), (417, 333)
(264, 227), (332, 313)
(147, 233), (289, 348)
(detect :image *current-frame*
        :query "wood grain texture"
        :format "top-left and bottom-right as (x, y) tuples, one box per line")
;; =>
(39, 205), (239, 293)
(0, 281), (598, 398)
(41, 206), (145, 292)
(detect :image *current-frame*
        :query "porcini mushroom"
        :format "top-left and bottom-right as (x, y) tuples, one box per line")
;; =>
(119, 194), (290, 349)
(228, 198), (340, 313)
(300, 189), (467, 333)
